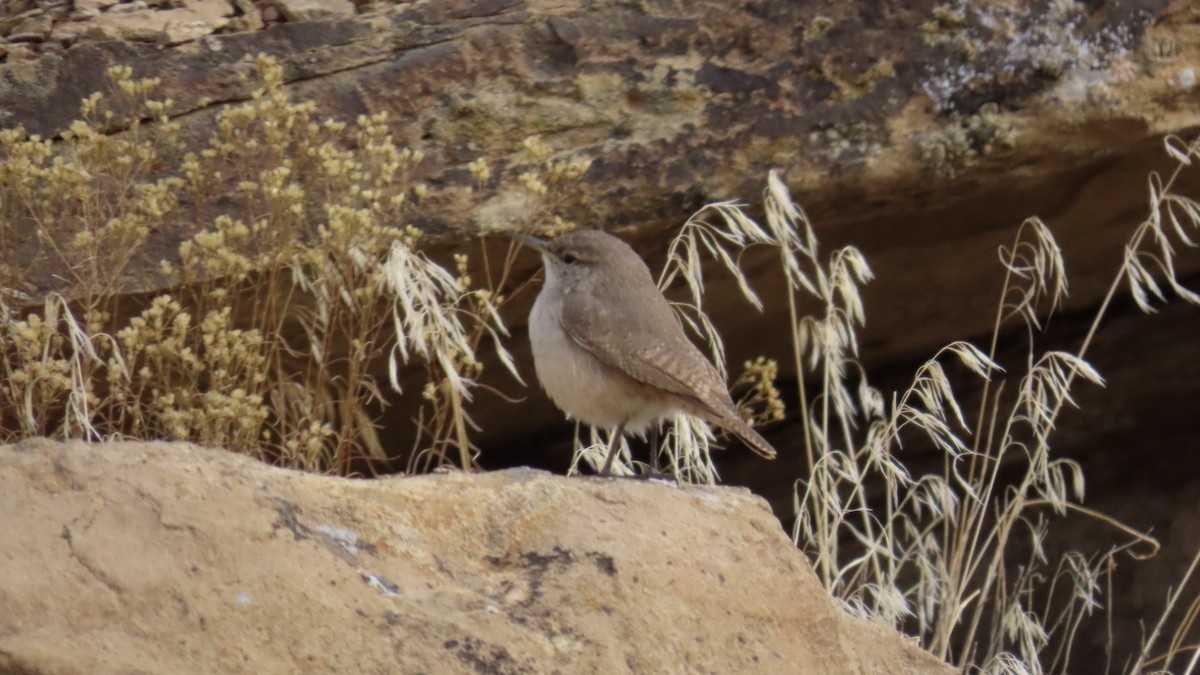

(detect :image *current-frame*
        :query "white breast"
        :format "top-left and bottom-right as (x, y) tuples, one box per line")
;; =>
(529, 288), (674, 434)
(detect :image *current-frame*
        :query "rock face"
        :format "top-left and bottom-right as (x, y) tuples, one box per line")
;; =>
(0, 439), (949, 675)
(1, 0), (1197, 421)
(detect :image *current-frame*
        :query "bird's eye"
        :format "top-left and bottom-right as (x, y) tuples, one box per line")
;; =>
(562, 252), (579, 265)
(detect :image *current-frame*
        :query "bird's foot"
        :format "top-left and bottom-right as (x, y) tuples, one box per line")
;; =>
(635, 464), (676, 482)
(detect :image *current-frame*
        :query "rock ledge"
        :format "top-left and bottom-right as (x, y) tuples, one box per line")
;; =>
(0, 439), (948, 674)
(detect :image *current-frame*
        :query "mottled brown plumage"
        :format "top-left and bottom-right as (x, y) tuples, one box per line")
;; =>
(515, 229), (776, 475)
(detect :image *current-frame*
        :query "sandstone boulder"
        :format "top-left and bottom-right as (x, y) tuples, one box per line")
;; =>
(0, 439), (950, 674)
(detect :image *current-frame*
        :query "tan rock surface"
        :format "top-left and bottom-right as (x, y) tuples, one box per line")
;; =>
(0, 439), (950, 675)
(272, 0), (355, 22)
(74, 0), (232, 44)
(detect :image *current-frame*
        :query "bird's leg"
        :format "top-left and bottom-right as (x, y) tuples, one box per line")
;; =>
(599, 422), (626, 476)
(647, 425), (661, 476)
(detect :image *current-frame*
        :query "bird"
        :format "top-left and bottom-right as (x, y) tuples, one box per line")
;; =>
(512, 229), (777, 475)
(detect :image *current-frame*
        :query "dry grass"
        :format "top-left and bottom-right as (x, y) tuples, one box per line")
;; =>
(717, 141), (1196, 672)
(580, 136), (1200, 672)
(0, 55), (544, 474)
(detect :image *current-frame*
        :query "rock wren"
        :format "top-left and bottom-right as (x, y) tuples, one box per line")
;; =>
(513, 229), (777, 475)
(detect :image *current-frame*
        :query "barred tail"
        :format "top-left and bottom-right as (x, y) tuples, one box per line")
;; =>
(724, 417), (777, 460)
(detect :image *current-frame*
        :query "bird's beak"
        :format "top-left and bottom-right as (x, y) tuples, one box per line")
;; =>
(506, 232), (551, 254)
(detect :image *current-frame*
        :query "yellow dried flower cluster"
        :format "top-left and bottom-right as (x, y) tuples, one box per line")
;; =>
(0, 311), (74, 436)
(0, 53), (498, 474)
(467, 157), (492, 187)
(735, 356), (786, 425)
(0, 67), (183, 300)
(517, 135), (592, 198)
(105, 297), (270, 452)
